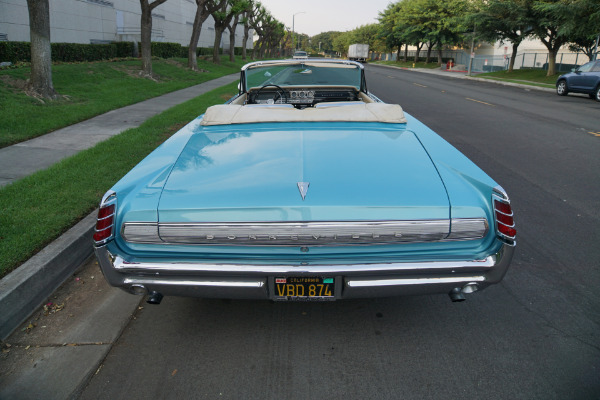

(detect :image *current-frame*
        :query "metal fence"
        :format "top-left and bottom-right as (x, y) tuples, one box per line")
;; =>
(370, 50), (597, 73)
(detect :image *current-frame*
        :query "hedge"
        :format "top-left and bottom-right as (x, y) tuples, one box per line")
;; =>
(0, 41), (237, 63)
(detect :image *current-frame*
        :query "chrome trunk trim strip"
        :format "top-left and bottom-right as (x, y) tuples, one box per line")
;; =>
(447, 218), (489, 240)
(122, 218), (489, 246)
(121, 222), (161, 243)
(157, 220), (450, 246)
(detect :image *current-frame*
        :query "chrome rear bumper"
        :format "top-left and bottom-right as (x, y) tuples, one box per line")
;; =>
(94, 243), (514, 300)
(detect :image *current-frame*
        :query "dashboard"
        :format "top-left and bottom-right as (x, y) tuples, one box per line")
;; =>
(247, 86), (360, 107)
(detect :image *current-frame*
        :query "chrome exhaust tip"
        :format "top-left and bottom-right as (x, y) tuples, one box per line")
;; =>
(462, 283), (479, 294)
(129, 284), (147, 295)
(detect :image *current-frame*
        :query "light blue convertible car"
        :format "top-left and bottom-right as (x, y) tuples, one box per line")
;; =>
(93, 59), (516, 304)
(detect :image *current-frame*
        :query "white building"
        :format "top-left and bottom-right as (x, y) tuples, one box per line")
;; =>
(0, 0), (252, 49)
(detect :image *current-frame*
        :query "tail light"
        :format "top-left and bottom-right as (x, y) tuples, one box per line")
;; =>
(492, 186), (516, 244)
(93, 191), (117, 246)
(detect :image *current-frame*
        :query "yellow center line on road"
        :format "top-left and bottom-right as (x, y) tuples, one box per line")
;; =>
(466, 97), (495, 106)
(413, 83), (428, 88)
(387, 76), (395, 79)
(588, 131), (600, 137)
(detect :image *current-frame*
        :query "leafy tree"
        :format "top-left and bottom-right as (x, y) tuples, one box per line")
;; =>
(250, 7), (285, 59)
(352, 24), (382, 50)
(26, 0), (57, 99)
(332, 31), (353, 55)
(379, 2), (406, 59)
(531, 0), (570, 75)
(389, 0), (430, 62)
(310, 31), (342, 55)
(211, 0), (249, 64)
(140, 0), (169, 77)
(467, 0), (534, 72)
(540, 0), (600, 61)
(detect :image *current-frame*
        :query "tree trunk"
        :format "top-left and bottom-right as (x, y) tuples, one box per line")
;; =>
(425, 42), (432, 64)
(403, 44), (408, 62)
(228, 15), (239, 63)
(213, 24), (225, 64)
(547, 49), (558, 76)
(242, 14), (250, 60)
(414, 43), (423, 63)
(252, 37), (261, 59)
(26, 0), (57, 99)
(508, 42), (519, 73)
(437, 46), (443, 66)
(259, 39), (267, 59)
(188, 3), (208, 70)
(140, 0), (153, 77)
(538, 28), (564, 77)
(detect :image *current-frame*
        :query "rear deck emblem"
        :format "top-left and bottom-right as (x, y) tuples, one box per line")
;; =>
(297, 182), (310, 200)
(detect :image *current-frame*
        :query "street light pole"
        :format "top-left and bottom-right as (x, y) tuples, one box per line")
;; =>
(292, 12), (306, 51)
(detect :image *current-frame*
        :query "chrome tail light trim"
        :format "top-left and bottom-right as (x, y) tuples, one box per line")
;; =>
(492, 186), (516, 246)
(93, 190), (117, 246)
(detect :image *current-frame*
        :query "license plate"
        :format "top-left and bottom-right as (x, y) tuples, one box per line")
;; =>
(274, 277), (335, 301)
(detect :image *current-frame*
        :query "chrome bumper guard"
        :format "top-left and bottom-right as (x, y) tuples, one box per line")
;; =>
(94, 243), (514, 300)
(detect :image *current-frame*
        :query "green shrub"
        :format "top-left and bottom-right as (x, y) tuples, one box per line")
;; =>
(151, 42), (186, 58)
(115, 41), (135, 58)
(197, 47), (213, 56)
(0, 41), (240, 63)
(0, 42), (31, 63)
(51, 43), (117, 62)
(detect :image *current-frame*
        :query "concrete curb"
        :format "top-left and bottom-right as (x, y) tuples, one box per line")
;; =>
(0, 210), (97, 340)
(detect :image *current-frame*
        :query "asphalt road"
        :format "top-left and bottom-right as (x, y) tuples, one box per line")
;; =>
(78, 66), (600, 400)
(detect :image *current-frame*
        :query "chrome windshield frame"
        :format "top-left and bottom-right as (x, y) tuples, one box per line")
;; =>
(238, 59), (367, 95)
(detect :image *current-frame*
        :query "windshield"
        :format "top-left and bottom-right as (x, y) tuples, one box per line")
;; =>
(244, 62), (363, 91)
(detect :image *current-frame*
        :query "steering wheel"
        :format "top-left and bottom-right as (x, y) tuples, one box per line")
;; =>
(253, 84), (289, 104)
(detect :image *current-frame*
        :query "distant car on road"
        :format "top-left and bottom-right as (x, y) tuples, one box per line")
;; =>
(292, 51), (308, 60)
(556, 60), (600, 101)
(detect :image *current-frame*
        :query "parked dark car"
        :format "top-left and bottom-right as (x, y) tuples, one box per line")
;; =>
(556, 60), (600, 101)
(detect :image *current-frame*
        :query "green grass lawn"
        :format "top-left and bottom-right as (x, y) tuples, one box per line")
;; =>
(477, 68), (560, 87)
(372, 60), (443, 69)
(0, 82), (238, 278)
(0, 57), (246, 148)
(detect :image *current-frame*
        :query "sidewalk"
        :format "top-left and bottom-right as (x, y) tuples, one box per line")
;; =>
(0, 73), (239, 187)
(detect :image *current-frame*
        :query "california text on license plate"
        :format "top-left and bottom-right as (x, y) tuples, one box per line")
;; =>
(274, 277), (335, 301)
